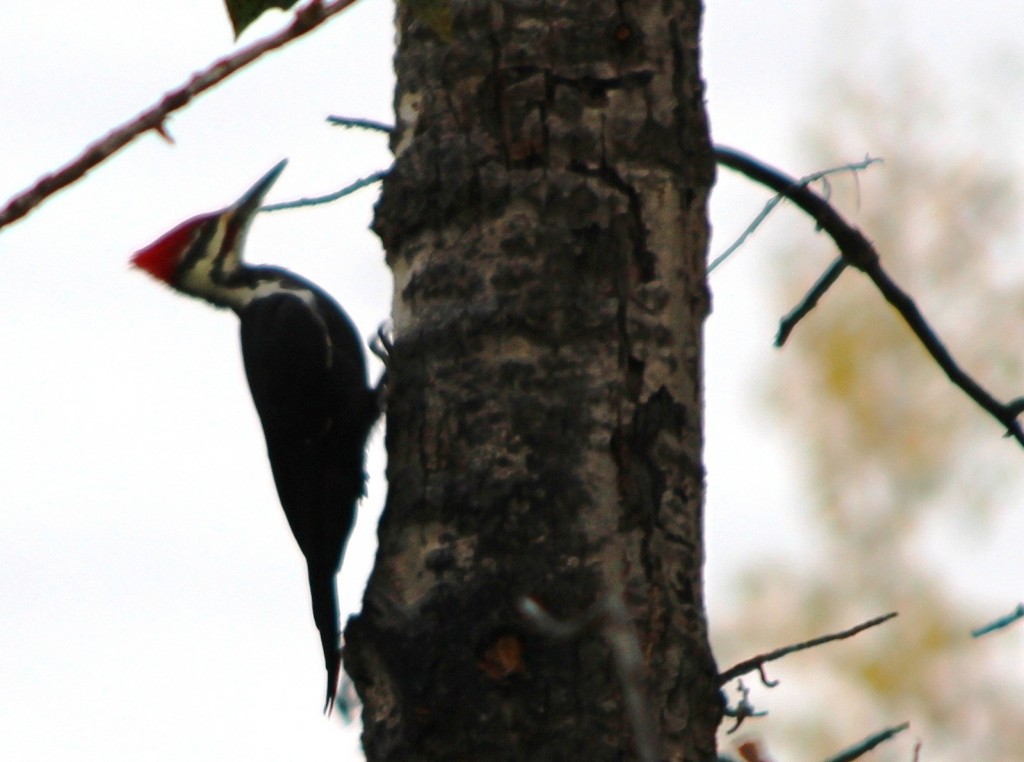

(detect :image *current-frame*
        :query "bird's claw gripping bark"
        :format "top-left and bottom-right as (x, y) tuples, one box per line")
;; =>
(370, 323), (392, 414)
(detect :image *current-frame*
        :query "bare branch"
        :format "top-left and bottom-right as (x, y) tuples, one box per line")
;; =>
(715, 147), (880, 268)
(756, 663), (779, 688)
(715, 146), (1024, 447)
(0, 0), (361, 233)
(718, 611), (897, 685)
(261, 169), (389, 211)
(971, 603), (1024, 637)
(709, 156), (880, 273)
(721, 679), (768, 734)
(822, 722), (910, 762)
(775, 256), (847, 346)
(519, 588), (663, 762)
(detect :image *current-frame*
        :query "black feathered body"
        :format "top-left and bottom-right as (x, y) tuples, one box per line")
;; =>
(237, 267), (377, 708)
(131, 163), (378, 710)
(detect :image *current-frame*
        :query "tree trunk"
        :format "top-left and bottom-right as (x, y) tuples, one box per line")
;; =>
(345, 1), (719, 759)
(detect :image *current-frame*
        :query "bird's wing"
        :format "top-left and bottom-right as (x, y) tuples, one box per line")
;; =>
(239, 291), (336, 443)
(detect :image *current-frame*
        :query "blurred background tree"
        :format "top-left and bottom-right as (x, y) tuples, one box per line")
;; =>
(713, 31), (1024, 762)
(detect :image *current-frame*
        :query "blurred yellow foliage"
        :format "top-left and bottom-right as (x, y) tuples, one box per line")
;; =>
(718, 57), (1024, 762)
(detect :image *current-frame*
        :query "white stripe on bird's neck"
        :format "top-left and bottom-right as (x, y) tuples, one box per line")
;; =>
(177, 215), (319, 313)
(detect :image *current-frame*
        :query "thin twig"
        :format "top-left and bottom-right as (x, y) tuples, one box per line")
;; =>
(519, 589), (663, 762)
(332, 670), (362, 724)
(775, 256), (847, 346)
(714, 147), (881, 271)
(0, 0), (361, 233)
(721, 679), (768, 734)
(325, 115), (394, 133)
(261, 169), (389, 211)
(709, 156), (880, 273)
(822, 722), (910, 762)
(971, 603), (1024, 637)
(718, 611), (897, 685)
(715, 145), (1024, 447)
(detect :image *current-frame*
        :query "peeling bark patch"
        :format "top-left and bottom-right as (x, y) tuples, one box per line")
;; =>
(569, 160), (656, 283)
(550, 70), (655, 105)
(611, 386), (688, 537)
(625, 354), (644, 401)
(424, 545), (457, 573)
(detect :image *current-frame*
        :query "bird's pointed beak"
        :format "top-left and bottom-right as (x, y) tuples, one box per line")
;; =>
(230, 159), (288, 223)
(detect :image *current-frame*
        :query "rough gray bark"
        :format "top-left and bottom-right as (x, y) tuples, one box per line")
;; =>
(345, 1), (719, 759)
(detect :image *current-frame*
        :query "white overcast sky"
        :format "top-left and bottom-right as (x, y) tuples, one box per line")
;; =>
(2, 1), (1024, 760)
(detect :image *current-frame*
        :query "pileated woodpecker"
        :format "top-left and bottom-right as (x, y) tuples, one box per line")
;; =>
(130, 160), (379, 712)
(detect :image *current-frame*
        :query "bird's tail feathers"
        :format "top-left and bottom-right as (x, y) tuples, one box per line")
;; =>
(309, 566), (342, 714)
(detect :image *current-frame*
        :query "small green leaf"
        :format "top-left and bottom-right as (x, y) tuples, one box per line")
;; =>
(401, 0), (454, 43)
(224, 0), (300, 38)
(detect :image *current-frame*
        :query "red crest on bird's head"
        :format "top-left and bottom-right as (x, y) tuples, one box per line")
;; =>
(130, 214), (212, 284)
(130, 160), (287, 289)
